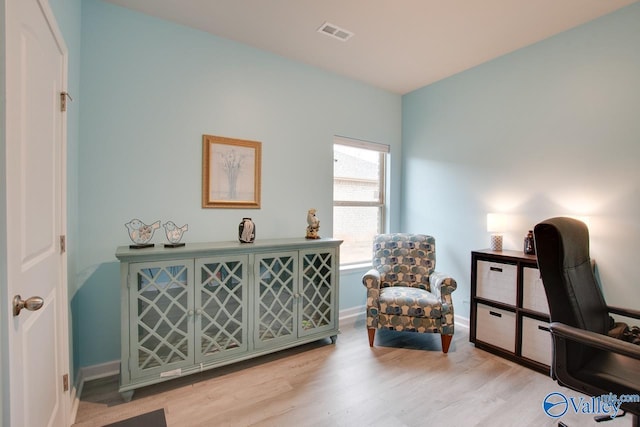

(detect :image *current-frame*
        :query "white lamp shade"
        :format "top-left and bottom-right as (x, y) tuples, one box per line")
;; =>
(486, 213), (506, 232)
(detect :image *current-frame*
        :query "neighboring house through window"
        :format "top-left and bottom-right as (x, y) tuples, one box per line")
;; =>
(333, 136), (389, 266)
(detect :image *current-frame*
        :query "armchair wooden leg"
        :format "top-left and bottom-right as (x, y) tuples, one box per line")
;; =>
(367, 328), (376, 347)
(441, 334), (453, 353)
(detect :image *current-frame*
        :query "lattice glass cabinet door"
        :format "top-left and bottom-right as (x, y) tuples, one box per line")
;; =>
(128, 260), (194, 379)
(196, 255), (249, 362)
(300, 249), (336, 336)
(254, 252), (298, 348)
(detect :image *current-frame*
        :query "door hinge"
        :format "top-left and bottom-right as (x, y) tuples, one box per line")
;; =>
(62, 374), (69, 392)
(60, 91), (72, 112)
(60, 235), (66, 254)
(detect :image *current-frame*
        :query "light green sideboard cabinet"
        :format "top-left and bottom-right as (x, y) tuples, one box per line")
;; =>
(116, 238), (341, 400)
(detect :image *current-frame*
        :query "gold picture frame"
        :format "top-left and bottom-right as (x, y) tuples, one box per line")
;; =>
(202, 135), (262, 208)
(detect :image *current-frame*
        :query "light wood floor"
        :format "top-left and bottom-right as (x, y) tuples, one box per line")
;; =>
(73, 315), (634, 427)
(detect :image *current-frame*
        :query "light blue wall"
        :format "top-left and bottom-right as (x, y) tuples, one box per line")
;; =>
(402, 3), (640, 319)
(47, 0), (640, 375)
(74, 0), (401, 368)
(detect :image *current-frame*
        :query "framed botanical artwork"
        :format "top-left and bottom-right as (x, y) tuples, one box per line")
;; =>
(202, 135), (262, 208)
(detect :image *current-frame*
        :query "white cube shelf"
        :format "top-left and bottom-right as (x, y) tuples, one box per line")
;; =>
(471, 249), (550, 374)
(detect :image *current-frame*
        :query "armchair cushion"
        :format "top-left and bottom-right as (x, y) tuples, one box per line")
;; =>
(379, 287), (441, 318)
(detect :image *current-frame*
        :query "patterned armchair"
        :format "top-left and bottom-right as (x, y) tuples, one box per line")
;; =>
(362, 233), (457, 353)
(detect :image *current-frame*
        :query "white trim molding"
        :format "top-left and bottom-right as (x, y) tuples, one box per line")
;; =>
(71, 360), (120, 423)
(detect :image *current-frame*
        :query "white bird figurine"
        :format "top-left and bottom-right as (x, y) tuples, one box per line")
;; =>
(306, 208), (320, 239)
(125, 219), (160, 244)
(163, 221), (189, 244)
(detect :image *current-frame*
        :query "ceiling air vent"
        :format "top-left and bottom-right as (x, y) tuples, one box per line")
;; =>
(317, 22), (354, 42)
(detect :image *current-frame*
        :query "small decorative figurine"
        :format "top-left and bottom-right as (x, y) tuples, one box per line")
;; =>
(125, 218), (160, 249)
(524, 230), (535, 255)
(239, 218), (255, 243)
(305, 208), (320, 239)
(163, 221), (189, 248)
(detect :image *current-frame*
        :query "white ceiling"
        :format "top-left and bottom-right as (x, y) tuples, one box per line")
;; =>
(103, 0), (638, 94)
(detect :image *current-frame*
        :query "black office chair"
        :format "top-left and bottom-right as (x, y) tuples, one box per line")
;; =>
(534, 217), (640, 426)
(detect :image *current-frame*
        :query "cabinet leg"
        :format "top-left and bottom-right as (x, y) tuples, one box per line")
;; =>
(120, 390), (134, 402)
(330, 335), (338, 344)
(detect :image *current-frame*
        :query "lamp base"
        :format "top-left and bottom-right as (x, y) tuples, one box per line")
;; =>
(490, 234), (503, 251)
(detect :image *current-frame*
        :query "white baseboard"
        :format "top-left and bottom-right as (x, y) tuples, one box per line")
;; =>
(79, 359), (121, 382)
(455, 314), (470, 329)
(71, 360), (120, 424)
(339, 305), (365, 327)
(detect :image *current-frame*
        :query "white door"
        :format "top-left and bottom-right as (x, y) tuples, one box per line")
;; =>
(5, 0), (69, 425)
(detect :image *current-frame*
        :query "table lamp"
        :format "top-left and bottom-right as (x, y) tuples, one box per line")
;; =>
(487, 213), (505, 251)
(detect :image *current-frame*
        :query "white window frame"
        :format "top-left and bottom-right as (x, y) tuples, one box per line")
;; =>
(333, 136), (389, 267)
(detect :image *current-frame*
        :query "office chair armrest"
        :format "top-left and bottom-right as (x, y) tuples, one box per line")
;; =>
(607, 305), (640, 320)
(362, 269), (381, 289)
(429, 271), (457, 299)
(550, 322), (640, 360)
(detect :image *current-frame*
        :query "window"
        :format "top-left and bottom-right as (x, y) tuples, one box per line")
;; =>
(333, 137), (388, 266)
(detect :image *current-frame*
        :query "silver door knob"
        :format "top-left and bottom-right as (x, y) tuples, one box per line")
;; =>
(13, 295), (44, 316)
